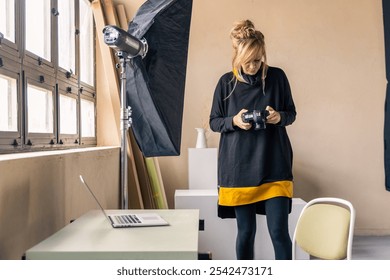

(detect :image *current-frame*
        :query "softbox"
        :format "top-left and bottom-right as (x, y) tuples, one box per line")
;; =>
(126, 0), (193, 157)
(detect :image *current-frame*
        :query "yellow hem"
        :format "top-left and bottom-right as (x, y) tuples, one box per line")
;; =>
(219, 181), (293, 206)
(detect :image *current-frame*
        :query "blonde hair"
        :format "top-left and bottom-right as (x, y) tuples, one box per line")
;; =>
(225, 19), (268, 99)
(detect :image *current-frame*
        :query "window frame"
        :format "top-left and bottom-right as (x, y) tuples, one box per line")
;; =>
(57, 80), (80, 146)
(23, 70), (57, 148)
(80, 85), (97, 146)
(79, 0), (95, 88)
(22, 0), (54, 68)
(0, 67), (21, 149)
(22, 0), (55, 78)
(0, 0), (20, 59)
(57, 0), (76, 76)
(57, 0), (78, 84)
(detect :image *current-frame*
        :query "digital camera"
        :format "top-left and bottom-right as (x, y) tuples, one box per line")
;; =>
(241, 109), (269, 130)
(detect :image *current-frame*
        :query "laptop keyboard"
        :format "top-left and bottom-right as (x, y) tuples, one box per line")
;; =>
(116, 214), (141, 224)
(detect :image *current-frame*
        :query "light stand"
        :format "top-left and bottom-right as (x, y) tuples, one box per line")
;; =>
(103, 25), (148, 209)
(118, 51), (131, 210)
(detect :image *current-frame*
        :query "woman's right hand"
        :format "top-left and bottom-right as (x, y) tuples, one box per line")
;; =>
(233, 109), (252, 130)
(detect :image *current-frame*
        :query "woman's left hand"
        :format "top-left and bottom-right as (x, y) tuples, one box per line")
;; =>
(266, 106), (281, 124)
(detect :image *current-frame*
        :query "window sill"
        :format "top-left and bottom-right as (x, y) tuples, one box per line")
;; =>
(0, 146), (120, 162)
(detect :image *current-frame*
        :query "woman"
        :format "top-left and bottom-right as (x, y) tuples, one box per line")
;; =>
(209, 19), (296, 260)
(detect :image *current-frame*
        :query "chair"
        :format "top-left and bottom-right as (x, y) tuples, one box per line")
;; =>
(292, 197), (356, 260)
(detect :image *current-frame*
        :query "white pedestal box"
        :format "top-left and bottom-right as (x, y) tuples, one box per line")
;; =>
(175, 189), (309, 260)
(188, 148), (217, 189)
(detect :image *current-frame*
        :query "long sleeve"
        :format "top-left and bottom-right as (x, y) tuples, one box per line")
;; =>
(209, 73), (236, 133)
(277, 69), (296, 127)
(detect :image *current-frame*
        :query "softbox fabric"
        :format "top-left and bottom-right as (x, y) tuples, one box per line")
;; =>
(126, 0), (193, 157)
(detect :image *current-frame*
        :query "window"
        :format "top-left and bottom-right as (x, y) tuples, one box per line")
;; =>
(0, 74), (17, 132)
(80, 85), (96, 145)
(0, 0), (15, 43)
(58, 80), (79, 145)
(0, 0), (96, 153)
(60, 94), (77, 135)
(58, 0), (76, 74)
(80, 0), (95, 87)
(81, 98), (95, 138)
(27, 84), (54, 134)
(25, 0), (51, 61)
(79, 0), (96, 145)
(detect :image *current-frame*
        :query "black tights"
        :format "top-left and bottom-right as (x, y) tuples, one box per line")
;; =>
(234, 197), (292, 260)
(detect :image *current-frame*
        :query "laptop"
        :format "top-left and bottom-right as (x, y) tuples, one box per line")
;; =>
(79, 175), (169, 228)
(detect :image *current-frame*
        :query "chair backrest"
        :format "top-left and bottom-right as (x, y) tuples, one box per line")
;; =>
(292, 197), (355, 260)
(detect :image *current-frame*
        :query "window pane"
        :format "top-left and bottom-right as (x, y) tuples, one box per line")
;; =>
(27, 84), (53, 133)
(60, 95), (77, 135)
(0, 74), (17, 132)
(80, 0), (94, 86)
(25, 0), (51, 60)
(0, 0), (15, 42)
(58, 0), (76, 72)
(81, 99), (95, 137)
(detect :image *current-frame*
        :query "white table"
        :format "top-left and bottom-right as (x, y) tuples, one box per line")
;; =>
(25, 209), (199, 260)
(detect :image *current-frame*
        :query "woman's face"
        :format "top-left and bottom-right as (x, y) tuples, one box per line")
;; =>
(241, 52), (262, 75)
(237, 44), (264, 75)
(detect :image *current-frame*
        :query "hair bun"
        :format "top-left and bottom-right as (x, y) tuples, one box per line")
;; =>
(231, 20), (255, 39)
(230, 19), (264, 48)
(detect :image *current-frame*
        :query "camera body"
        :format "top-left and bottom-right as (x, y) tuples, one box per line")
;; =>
(241, 109), (269, 130)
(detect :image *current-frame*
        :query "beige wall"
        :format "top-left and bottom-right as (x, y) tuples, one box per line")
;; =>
(114, 0), (390, 235)
(0, 147), (120, 259)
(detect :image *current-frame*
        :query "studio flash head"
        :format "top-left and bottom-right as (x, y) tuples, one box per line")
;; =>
(103, 25), (148, 58)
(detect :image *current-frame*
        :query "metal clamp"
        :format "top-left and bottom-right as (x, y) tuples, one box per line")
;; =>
(121, 106), (132, 130)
